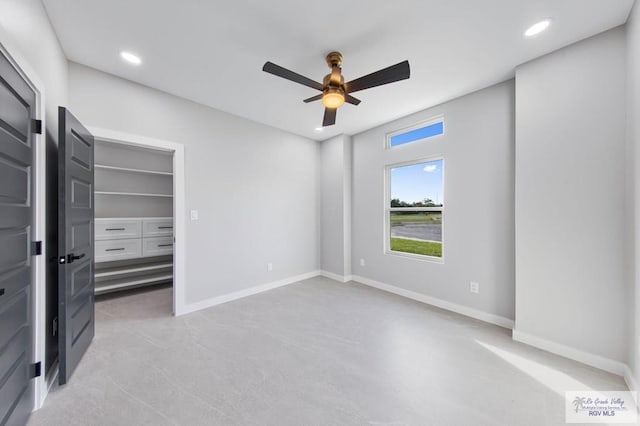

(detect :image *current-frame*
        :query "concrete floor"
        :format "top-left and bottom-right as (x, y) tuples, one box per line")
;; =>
(28, 277), (627, 425)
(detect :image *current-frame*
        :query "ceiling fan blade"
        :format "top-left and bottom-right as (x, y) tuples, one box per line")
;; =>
(323, 108), (337, 127)
(262, 62), (323, 91)
(345, 60), (410, 94)
(345, 94), (361, 106)
(303, 94), (323, 103)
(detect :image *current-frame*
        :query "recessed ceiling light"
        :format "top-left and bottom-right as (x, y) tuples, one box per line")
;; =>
(524, 19), (552, 38)
(120, 51), (142, 65)
(315, 127), (323, 131)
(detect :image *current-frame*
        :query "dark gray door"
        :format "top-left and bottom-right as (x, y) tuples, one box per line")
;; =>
(58, 107), (94, 386)
(0, 52), (36, 425)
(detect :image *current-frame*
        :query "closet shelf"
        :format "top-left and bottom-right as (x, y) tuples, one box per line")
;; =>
(95, 262), (173, 279)
(95, 191), (173, 198)
(95, 164), (173, 176)
(95, 273), (173, 295)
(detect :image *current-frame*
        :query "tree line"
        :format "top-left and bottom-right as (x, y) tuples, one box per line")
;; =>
(391, 198), (443, 208)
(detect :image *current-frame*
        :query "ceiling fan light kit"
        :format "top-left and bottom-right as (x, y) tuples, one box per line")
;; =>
(322, 88), (345, 108)
(262, 51), (410, 127)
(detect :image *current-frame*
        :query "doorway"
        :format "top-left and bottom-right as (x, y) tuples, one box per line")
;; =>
(52, 119), (187, 388)
(87, 128), (186, 315)
(93, 139), (174, 302)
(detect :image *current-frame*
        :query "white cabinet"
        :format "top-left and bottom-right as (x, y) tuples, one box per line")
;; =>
(95, 218), (141, 240)
(94, 217), (173, 261)
(142, 236), (174, 257)
(95, 238), (142, 262)
(142, 218), (173, 237)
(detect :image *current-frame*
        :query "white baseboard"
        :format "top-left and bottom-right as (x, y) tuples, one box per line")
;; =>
(512, 329), (629, 379)
(178, 270), (321, 315)
(319, 270), (352, 283)
(351, 275), (515, 330)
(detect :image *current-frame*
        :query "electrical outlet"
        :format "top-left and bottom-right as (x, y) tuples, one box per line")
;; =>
(470, 281), (480, 294)
(360, 258), (366, 267)
(190, 210), (199, 220)
(267, 263), (273, 272)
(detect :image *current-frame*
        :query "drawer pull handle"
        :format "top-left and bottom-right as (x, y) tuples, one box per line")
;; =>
(0, 288), (4, 297)
(158, 226), (173, 229)
(157, 244), (173, 247)
(106, 228), (126, 231)
(106, 248), (125, 252)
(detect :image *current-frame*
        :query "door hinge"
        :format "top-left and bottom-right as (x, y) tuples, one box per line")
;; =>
(30, 362), (42, 379)
(52, 317), (58, 337)
(31, 119), (42, 135)
(31, 241), (42, 256)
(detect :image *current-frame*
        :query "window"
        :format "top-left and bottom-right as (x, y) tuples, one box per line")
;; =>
(387, 159), (444, 259)
(387, 117), (444, 148)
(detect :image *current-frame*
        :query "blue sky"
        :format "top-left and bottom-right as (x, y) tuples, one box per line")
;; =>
(390, 159), (443, 204)
(389, 122), (443, 147)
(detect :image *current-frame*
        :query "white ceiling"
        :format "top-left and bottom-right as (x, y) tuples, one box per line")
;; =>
(42, 0), (634, 141)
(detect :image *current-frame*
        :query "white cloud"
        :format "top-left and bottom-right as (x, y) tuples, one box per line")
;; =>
(424, 164), (438, 173)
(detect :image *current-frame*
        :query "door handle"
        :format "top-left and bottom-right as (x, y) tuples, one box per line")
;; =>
(66, 253), (86, 264)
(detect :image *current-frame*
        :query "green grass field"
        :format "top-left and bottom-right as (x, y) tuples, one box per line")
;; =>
(391, 237), (442, 257)
(390, 213), (442, 225)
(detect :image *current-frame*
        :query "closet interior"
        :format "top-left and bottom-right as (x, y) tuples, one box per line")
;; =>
(93, 140), (174, 295)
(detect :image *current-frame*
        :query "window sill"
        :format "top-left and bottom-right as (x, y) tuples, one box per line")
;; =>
(385, 250), (444, 264)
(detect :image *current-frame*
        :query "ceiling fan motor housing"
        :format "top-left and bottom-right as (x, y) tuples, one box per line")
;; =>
(325, 51), (343, 68)
(322, 73), (345, 88)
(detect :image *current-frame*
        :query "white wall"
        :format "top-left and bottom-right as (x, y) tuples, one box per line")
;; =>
(68, 63), (319, 305)
(628, 1), (640, 389)
(514, 27), (628, 364)
(320, 134), (352, 279)
(351, 80), (516, 322)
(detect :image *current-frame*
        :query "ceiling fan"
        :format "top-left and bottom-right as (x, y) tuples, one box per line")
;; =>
(262, 52), (410, 127)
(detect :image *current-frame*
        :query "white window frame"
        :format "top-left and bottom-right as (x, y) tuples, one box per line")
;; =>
(384, 157), (445, 263)
(385, 114), (445, 149)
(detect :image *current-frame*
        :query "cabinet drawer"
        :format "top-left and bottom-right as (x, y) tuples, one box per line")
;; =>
(95, 219), (141, 241)
(142, 218), (173, 237)
(95, 239), (141, 262)
(142, 236), (174, 257)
